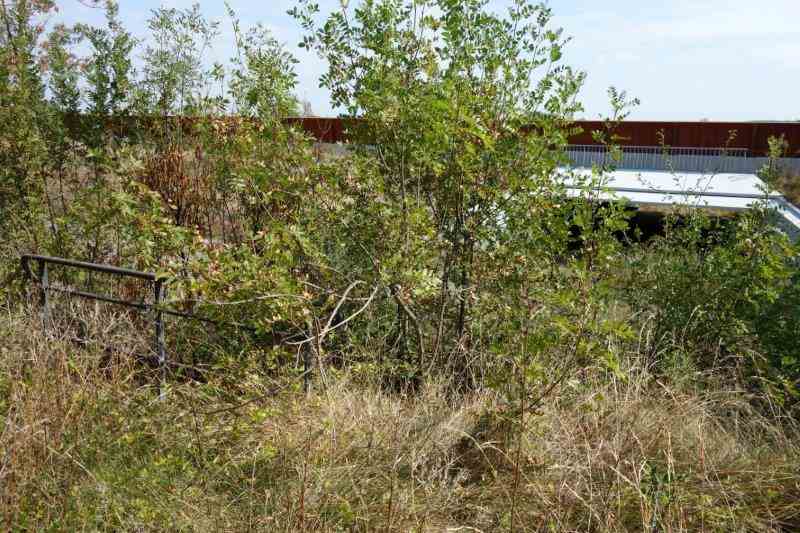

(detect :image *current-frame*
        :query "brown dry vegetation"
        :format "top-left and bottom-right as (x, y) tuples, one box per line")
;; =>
(778, 170), (800, 207)
(2, 307), (799, 532)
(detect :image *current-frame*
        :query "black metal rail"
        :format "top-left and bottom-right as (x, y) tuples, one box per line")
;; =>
(22, 254), (157, 280)
(21, 253), (261, 320)
(20, 254), (303, 393)
(22, 254), (168, 392)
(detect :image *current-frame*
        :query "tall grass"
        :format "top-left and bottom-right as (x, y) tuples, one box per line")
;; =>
(2, 306), (799, 531)
(777, 169), (800, 207)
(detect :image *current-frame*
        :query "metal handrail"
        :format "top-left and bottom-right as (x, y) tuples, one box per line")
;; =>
(566, 145), (751, 156)
(562, 145), (800, 174)
(22, 254), (168, 395)
(19, 253), (300, 393)
(21, 255), (259, 328)
(21, 254), (158, 281)
(21, 254), (256, 365)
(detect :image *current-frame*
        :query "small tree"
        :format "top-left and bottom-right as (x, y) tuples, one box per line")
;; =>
(0, 0), (56, 273)
(292, 0), (587, 375)
(75, 0), (136, 145)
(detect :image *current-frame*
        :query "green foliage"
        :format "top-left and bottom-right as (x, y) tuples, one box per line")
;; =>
(0, 0), (57, 287)
(2, 0), (800, 529)
(77, 1), (136, 118)
(227, 5), (300, 119)
(1, 0), (798, 415)
(139, 3), (220, 118)
(2, 0), (798, 404)
(620, 203), (800, 400)
(291, 0), (595, 384)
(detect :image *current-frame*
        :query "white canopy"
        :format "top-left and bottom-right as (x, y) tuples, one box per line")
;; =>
(560, 168), (800, 240)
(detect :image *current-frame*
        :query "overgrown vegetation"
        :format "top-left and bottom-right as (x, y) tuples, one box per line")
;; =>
(1, 0), (799, 530)
(775, 168), (800, 207)
(2, 311), (800, 531)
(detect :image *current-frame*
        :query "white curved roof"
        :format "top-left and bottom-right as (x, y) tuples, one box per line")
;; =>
(560, 168), (800, 240)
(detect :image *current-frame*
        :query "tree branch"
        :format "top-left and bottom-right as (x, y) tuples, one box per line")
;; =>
(391, 284), (425, 368)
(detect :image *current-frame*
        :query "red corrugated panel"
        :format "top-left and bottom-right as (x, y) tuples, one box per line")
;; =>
(286, 117), (358, 143)
(566, 121), (800, 156)
(291, 118), (800, 157)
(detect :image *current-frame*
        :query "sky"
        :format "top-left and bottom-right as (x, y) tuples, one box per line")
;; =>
(50, 0), (800, 121)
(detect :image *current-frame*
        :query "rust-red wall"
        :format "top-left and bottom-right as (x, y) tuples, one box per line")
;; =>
(566, 121), (800, 157)
(289, 118), (800, 157)
(286, 117), (357, 144)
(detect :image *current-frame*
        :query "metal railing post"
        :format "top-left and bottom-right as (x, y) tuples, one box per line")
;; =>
(303, 344), (311, 393)
(21, 255), (31, 302)
(154, 279), (167, 398)
(38, 259), (50, 330)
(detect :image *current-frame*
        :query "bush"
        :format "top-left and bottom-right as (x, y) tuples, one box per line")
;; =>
(619, 206), (800, 404)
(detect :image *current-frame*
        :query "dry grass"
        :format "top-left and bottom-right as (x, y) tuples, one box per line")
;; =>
(777, 169), (800, 207)
(2, 306), (799, 532)
(475, 372), (800, 531)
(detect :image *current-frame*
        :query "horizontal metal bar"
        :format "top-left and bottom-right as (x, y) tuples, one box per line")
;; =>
(565, 185), (778, 200)
(47, 285), (151, 309)
(568, 145), (750, 154)
(47, 286), (258, 332)
(22, 256), (258, 332)
(161, 308), (258, 332)
(21, 254), (158, 281)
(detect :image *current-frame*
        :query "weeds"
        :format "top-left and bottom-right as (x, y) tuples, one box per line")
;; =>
(2, 308), (799, 531)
